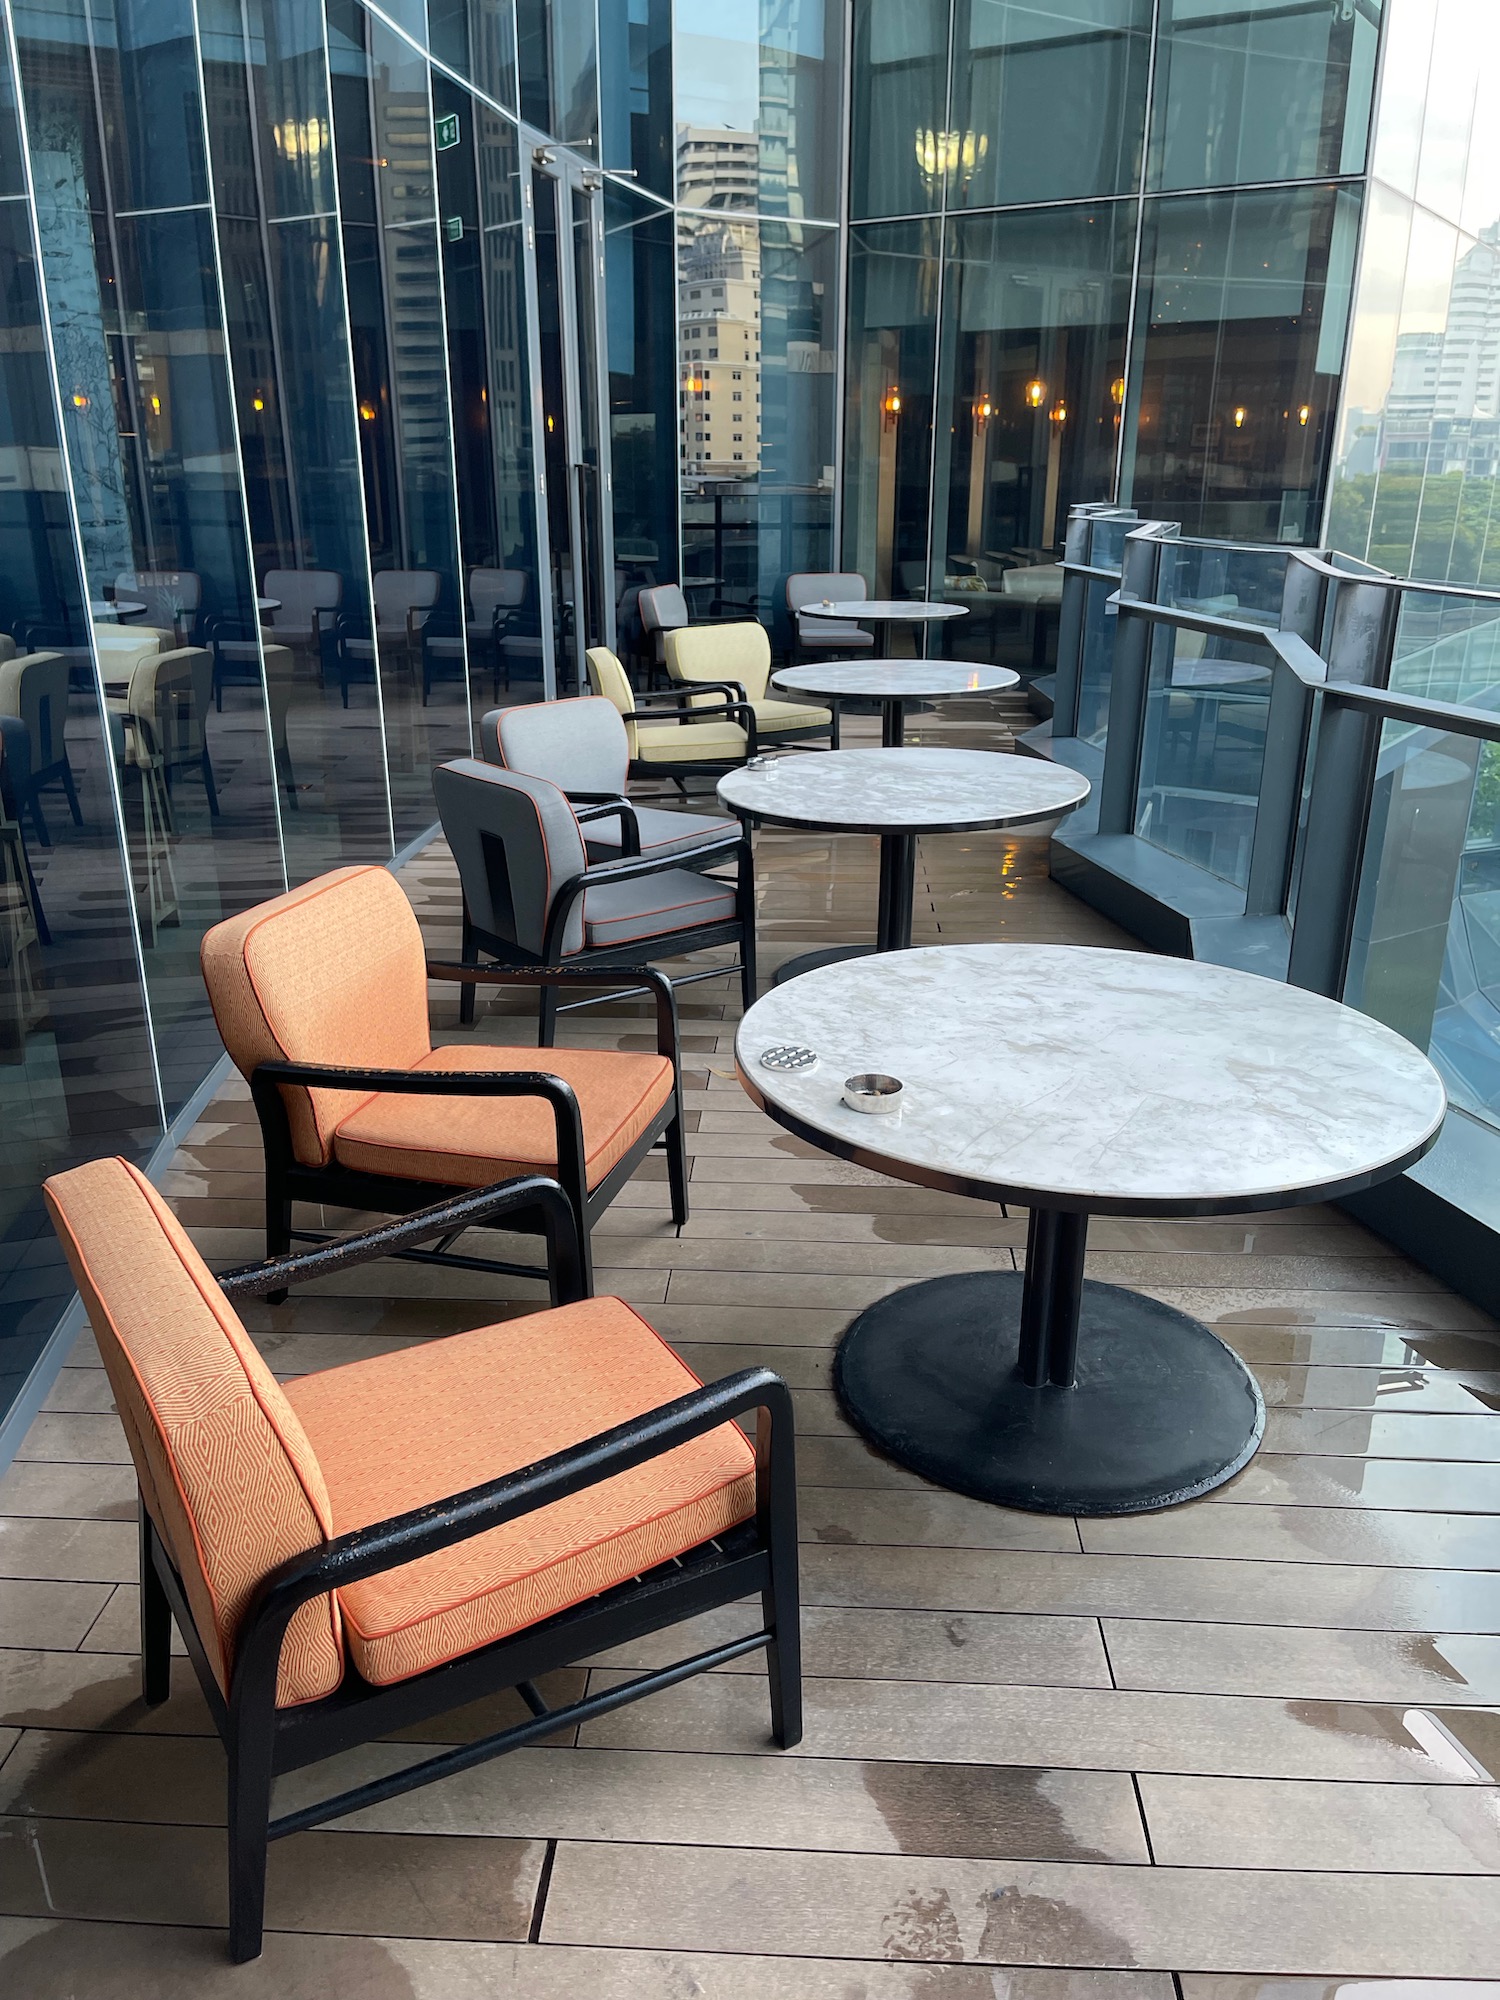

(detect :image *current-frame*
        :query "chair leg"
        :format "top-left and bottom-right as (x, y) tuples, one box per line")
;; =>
(227, 1709), (276, 1963)
(459, 913), (477, 1027)
(61, 760), (83, 826)
(762, 1451), (802, 1752)
(538, 983), (558, 1047)
(201, 750), (220, 817)
(27, 790), (50, 850)
(666, 1110), (689, 1228)
(139, 1505), (171, 1706)
(265, 1177), (292, 1305)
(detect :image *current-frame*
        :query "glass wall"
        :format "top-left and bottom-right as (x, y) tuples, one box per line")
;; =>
(1326, 0), (1500, 588)
(843, 0), (1383, 664)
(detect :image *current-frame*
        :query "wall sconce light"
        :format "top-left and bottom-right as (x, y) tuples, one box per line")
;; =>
(882, 385), (902, 430)
(973, 393), (993, 429)
(1298, 404), (1311, 427)
(1049, 399), (1067, 425)
(1024, 377), (1047, 410)
(1233, 406), (1247, 429)
(1110, 377), (1125, 407)
(149, 396), (161, 414)
(252, 395), (265, 412)
(71, 391), (89, 410)
(358, 400), (377, 423)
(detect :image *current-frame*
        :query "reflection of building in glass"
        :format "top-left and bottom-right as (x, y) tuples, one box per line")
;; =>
(1355, 226), (1500, 485)
(677, 131), (763, 479)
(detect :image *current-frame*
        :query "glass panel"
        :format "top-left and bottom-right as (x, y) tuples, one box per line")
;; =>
(203, 0), (391, 876)
(1074, 574), (1119, 744)
(1150, 0), (1382, 192)
(604, 185), (678, 630)
(1125, 184), (1361, 546)
(950, 0), (1151, 210)
(0, 133), (162, 1418)
(1389, 590), (1500, 710)
(516, 0), (597, 154)
(427, 0), (517, 113)
(16, 0), (285, 1121)
(433, 84), (545, 715)
(848, 0), (946, 221)
(933, 203), (1134, 667)
(600, 0), (672, 202)
(1134, 616), (1273, 886)
(1344, 720), (1494, 1126)
(674, 0), (841, 222)
(329, 0), (471, 845)
(1157, 540), (1289, 622)
(1327, 167), (1500, 590)
(842, 219), (940, 599)
(679, 213), (838, 620)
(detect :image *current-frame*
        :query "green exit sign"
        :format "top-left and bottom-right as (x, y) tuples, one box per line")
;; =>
(434, 112), (460, 151)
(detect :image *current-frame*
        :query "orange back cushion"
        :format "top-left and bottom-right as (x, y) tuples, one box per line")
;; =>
(44, 1158), (344, 1706)
(200, 865), (431, 1165)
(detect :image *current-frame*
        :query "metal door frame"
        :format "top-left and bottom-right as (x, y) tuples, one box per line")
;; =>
(524, 129), (615, 693)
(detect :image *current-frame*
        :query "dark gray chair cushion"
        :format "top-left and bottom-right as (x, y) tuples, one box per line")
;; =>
(583, 871), (737, 949)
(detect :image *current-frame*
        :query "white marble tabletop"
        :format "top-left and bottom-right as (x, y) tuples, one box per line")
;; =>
(717, 748), (1090, 835)
(801, 600), (968, 622)
(774, 660), (1019, 701)
(736, 944), (1446, 1214)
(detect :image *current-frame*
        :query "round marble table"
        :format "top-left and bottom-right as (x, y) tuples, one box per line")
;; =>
(737, 945), (1447, 1516)
(801, 598), (967, 659)
(773, 659), (1019, 748)
(718, 749), (1090, 983)
(90, 598), (147, 623)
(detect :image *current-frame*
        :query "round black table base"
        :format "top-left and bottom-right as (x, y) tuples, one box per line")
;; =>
(834, 1270), (1265, 1516)
(772, 943), (877, 985)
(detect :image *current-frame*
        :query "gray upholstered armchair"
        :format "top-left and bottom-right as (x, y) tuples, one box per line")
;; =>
(786, 572), (875, 658)
(433, 757), (755, 1042)
(478, 696), (740, 864)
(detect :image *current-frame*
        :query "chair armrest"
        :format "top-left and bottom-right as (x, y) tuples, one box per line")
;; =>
(639, 680), (748, 705)
(426, 959), (681, 1065)
(542, 834), (748, 964)
(247, 1060), (588, 1225)
(571, 795), (641, 857)
(217, 1173), (585, 1305)
(232, 1367), (795, 1701)
(625, 693), (758, 756)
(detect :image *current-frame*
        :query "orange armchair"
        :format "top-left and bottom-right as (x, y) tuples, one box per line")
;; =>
(44, 1156), (800, 1963)
(200, 864), (689, 1295)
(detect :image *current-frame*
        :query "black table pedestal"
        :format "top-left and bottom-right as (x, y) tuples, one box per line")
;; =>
(774, 831), (917, 985)
(833, 1208), (1265, 1515)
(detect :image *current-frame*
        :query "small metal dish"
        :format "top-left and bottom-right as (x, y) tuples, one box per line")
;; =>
(759, 1044), (818, 1073)
(842, 1072), (903, 1114)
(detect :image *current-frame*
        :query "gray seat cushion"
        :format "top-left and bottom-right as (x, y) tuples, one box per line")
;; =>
(583, 805), (738, 864)
(582, 869), (736, 949)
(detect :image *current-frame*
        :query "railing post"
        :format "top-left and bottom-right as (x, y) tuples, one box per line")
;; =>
(1096, 529), (1166, 836)
(1285, 691), (1383, 997)
(1244, 641), (1315, 920)
(1051, 508), (1095, 738)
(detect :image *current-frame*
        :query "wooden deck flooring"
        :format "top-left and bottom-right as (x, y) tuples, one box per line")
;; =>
(2, 697), (1499, 1993)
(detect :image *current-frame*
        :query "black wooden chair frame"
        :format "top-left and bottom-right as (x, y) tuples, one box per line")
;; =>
(621, 680), (760, 781)
(455, 829), (755, 1044)
(135, 1173), (800, 1961)
(248, 961), (687, 1299)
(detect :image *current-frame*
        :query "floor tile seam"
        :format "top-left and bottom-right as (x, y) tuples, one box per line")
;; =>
(70, 1586), (123, 1652)
(794, 1594), (1500, 1633)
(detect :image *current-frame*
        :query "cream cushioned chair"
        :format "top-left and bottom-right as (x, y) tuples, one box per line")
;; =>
(44, 1153), (798, 1963)
(663, 621), (835, 746)
(585, 644), (755, 777)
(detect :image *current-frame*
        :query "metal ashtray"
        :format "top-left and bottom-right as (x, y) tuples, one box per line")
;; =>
(842, 1072), (904, 1114)
(760, 1043), (818, 1073)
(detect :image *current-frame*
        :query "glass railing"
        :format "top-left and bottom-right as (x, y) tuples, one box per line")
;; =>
(1134, 618), (1274, 887)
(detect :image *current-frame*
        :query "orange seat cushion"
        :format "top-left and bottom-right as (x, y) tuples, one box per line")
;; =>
(284, 1298), (756, 1686)
(330, 1044), (674, 1191)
